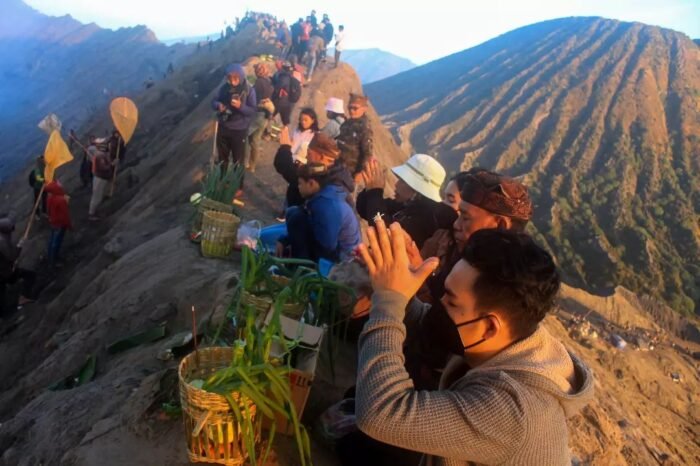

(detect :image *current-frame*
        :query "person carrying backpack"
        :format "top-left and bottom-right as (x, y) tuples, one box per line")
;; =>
(45, 181), (72, 266)
(272, 62), (302, 126)
(211, 63), (257, 187)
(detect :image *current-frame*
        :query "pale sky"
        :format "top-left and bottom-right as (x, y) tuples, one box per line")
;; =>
(25, 0), (700, 64)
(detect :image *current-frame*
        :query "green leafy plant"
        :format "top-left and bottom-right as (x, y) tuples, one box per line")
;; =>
(203, 298), (312, 466)
(201, 163), (244, 205)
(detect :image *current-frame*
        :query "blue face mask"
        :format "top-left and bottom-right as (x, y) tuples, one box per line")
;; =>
(454, 315), (491, 351)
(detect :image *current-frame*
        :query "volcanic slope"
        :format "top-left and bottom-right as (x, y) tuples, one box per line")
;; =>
(367, 17), (700, 316)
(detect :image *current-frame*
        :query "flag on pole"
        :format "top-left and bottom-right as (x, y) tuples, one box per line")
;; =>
(44, 130), (73, 182)
(109, 97), (139, 144)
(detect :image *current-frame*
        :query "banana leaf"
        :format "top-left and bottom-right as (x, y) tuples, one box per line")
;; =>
(48, 354), (96, 391)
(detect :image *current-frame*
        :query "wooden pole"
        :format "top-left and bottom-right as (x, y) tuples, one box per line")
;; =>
(210, 120), (219, 167)
(69, 134), (90, 155)
(22, 183), (45, 242)
(108, 137), (122, 197)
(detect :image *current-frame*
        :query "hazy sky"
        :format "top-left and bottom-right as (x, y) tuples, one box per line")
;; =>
(25, 0), (700, 64)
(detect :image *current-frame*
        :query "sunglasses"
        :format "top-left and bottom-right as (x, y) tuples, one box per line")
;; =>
(348, 105), (362, 111)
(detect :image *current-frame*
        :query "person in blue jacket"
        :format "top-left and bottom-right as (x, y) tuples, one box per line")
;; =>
(211, 64), (257, 187)
(280, 163), (360, 262)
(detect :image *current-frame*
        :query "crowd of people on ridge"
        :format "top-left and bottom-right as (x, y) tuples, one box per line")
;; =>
(1, 8), (595, 466)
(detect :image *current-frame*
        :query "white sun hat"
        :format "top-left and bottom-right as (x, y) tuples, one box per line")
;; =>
(391, 154), (446, 202)
(325, 97), (345, 114)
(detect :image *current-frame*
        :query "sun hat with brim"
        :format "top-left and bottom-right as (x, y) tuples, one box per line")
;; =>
(391, 154), (446, 202)
(325, 97), (345, 114)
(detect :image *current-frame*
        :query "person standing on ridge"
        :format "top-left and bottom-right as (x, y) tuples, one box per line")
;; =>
(0, 217), (37, 308)
(28, 156), (47, 219)
(212, 63), (257, 187)
(306, 34), (326, 81)
(309, 10), (318, 28)
(289, 18), (303, 60)
(334, 25), (345, 67)
(322, 97), (346, 139)
(337, 93), (373, 177)
(247, 64), (274, 173)
(88, 141), (113, 221)
(322, 18), (334, 61)
(45, 181), (72, 267)
(299, 18), (312, 62)
(272, 62), (302, 127)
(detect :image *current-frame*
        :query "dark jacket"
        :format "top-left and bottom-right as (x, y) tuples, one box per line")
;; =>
(109, 134), (127, 162)
(46, 182), (72, 230)
(356, 189), (457, 249)
(274, 144), (305, 208)
(293, 184), (360, 262)
(92, 150), (113, 180)
(337, 114), (373, 175)
(211, 64), (257, 132)
(291, 22), (302, 44)
(0, 218), (19, 280)
(323, 23), (334, 44)
(254, 76), (274, 102)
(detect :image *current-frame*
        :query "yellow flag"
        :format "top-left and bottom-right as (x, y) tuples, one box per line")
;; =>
(109, 97), (139, 144)
(44, 130), (74, 183)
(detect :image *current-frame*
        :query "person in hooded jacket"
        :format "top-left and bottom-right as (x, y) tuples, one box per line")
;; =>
(275, 130), (354, 211)
(279, 163), (360, 262)
(351, 224), (594, 466)
(212, 63), (257, 183)
(45, 181), (72, 266)
(356, 155), (456, 249)
(321, 97), (346, 139)
(0, 217), (36, 307)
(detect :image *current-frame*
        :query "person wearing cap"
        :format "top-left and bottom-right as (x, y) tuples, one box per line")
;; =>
(275, 130), (354, 210)
(322, 97), (346, 139)
(352, 222), (593, 466)
(357, 154), (457, 249)
(278, 163), (360, 262)
(211, 63), (257, 178)
(337, 93), (372, 176)
(247, 64), (274, 173)
(406, 168), (534, 390)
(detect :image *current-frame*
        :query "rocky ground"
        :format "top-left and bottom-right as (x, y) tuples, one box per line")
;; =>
(0, 24), (698, 466)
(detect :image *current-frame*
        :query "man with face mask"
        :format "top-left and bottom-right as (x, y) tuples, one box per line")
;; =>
(407, 168), (534, 388)
(356, 155), (457, 249)
(354, 221), (594, 466)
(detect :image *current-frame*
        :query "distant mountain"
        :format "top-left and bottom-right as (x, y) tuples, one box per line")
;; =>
(340, 48), (415, 84)
(367, 17), (700, 315)
(0, 0), (194, 180)
(694, 38), (700, 46)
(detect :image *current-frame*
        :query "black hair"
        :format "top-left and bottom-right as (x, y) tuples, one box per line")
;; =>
(461, 229), (560, 338)
(298, 107), (319, 132)
(298, 163), (329, 185)
(449, 171), (472, 192)
(339, 25), (344, 30)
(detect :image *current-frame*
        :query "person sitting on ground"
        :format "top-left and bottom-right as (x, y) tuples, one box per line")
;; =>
(356, 154), (456, 249)
(28, 156), (47, 219)
(275, 129), (354, 211)
(337, 93), (372, 177)
(0, 217), (36, 306)
(211, 63), (257, 181)
(247, 63), (275, 173)
(272, 62), (302, 127)
(45, 181), (72, 267)
(406, 168), (534, 390)
(321, 97), (346, 139)
(278, 163), (360, 262)
(291, 107), (319, 163)
(88, 142), (113, 221)
(354, 223), (594, 466)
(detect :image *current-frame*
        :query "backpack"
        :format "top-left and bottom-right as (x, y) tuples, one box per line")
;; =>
(288, 76), (302, 103)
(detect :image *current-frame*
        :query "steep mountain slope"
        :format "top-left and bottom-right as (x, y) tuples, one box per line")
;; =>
(0, 0), (194, 180)
(367, 17), (700, 316)
(340, 48), (416, 83)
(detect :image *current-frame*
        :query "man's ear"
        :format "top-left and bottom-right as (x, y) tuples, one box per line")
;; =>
(483, 314), (501, 340)
(496, 216), (512, 230)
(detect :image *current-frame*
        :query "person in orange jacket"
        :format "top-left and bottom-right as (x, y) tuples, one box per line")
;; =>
(45, 181), (72, 266)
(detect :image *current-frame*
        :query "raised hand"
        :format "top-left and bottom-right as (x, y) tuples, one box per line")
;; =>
(361, 158), (386, 190)
(357, 216), (438, 301)
(279, 126), (291, 146)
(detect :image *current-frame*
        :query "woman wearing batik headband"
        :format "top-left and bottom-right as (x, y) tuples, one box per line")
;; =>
(405, 167), (534, 390)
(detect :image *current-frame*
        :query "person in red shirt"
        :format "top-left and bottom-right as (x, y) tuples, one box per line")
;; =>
(45, 181), (72, 266)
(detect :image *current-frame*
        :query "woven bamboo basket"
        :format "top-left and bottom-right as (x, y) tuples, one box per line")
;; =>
(192, 197), (234, 236)
(178, 347), (260, 465)
(241, 276), (307, 319)
(201, 211), (240, 258)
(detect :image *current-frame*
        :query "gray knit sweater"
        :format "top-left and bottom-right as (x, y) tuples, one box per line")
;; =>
(356, 291), (594, 466)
